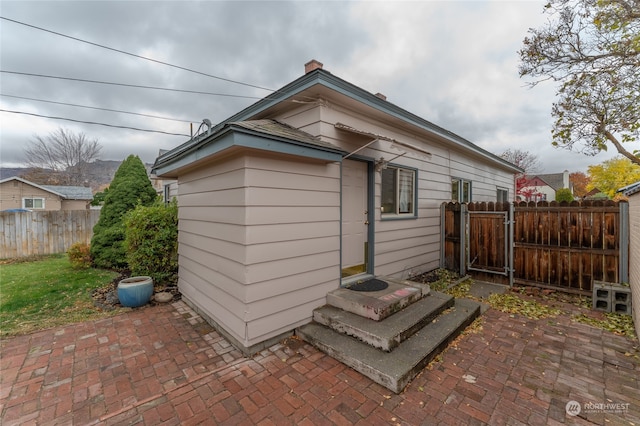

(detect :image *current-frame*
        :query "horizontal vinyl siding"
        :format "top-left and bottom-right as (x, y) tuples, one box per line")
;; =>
(245, 221), (338, 245)
(311, 107), (515, 278)
(247, 297), (330, 344)
(244, 266), (338, 302)
(629, 196), (640, 341)
(177, 150), (341, 349)
(178, 276), (246, 344)
(242, 154), (341, 345)
(176, 155), (249, 346)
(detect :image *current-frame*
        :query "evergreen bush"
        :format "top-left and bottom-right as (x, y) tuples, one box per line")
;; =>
(124, 199), (178, 285)
(555, 188), (574, 202)
(90, 155), (157, 269)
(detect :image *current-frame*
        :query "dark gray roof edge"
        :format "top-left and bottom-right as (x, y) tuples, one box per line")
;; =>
(618, 181), (640, 196)
(226, 120), (345, 154)
(154, 68), (522, 173)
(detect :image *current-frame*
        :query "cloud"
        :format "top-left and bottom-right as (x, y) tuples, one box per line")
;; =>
(1, 0), (635, 174)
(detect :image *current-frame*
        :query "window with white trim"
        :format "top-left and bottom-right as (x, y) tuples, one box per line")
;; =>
(23, 198), (45, 209)
(381, 166), (416, 216)
(451, 178), (471, 203)
(497, 187), (508, 203)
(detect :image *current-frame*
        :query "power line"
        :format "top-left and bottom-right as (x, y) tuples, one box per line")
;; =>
(0, 109), (190, 137)
(0, 93), (198, 123)
(1, 70), (269, 99)
(0, 16), (275, 92)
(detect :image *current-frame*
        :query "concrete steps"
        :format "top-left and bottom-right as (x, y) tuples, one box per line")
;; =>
(297, 285), (481, 394)
(313, 291), (454, 352)
(327, 278), (430, 321)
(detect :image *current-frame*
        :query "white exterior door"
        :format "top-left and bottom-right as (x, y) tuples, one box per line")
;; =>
(341, 160), (368, 277)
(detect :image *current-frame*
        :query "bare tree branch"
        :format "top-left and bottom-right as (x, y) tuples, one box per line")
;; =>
(23, 127), (103, 185)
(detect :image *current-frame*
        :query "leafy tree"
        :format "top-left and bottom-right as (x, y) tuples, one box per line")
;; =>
(555, 188), (574, 202)
(569, 171), (591, 197)
(90, 155), (157, 269)
(91, 187), (109, 206)
(124, 199), (178, 285)
(23, 127), (102, 185)
(587, 156), (640, 198)
(500, 149), (543, 200)
(518, 0), (640, 165)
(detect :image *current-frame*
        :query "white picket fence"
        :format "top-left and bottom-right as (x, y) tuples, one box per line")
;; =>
(0, 210), (101, 259)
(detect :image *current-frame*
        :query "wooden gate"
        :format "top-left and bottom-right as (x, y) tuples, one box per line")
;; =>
(441, 200), (629, 294)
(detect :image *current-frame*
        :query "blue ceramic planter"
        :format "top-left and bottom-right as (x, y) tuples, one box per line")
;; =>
(117, 276), (154, 308)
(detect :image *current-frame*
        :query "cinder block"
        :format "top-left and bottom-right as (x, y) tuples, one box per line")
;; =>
(613, 301), (632, 315)
(592, 282), (612, 312)
(612, 287), (632, 315)
(591, 282), (632, 315)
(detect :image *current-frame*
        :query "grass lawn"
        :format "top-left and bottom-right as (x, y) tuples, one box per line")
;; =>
(0, 254), (121, 338)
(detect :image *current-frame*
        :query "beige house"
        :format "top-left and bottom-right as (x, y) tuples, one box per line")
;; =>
(0, 177), (93, 211)
(152, 60), (522, 354)
(621, 182), (639, 340)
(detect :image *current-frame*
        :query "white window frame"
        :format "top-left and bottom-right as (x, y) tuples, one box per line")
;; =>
(497, 187), (509, 203)
(381, 166), (417, 218)
(452, 178), (472, 203)
(23, 197), (45, 209)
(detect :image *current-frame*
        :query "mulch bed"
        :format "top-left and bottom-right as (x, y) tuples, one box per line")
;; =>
(92, 271), (180, 310)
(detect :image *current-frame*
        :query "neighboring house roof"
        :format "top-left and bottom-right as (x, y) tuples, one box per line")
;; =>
(0, 176), (92, 200)
(0, 176), (67, 198)
(618, 181), (640, 196)
(532, 173), (565, 190)
(42, 185), (93, 200)
(153, 65), (522, 176)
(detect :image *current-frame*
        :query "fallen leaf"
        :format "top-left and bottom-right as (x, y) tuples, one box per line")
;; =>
(462, 374), (477, 384)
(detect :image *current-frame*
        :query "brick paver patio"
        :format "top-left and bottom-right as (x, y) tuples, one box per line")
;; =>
(1, 296), (639, 425)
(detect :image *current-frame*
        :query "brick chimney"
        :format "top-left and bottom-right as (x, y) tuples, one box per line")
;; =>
(305, 59), (323, 74)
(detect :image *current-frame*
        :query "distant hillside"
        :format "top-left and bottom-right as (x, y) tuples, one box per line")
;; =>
(0, 168), (30, 180)
(0, 160), (153, 192)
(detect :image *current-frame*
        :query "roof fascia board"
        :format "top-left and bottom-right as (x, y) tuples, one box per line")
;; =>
(154, 73), (324, 168)
(154, 125), (342, 176)
(234, 131), (343, 161)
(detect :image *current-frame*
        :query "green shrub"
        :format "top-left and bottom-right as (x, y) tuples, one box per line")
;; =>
(90, 155), (157, 269)
(124, 199), (178, 285)
(555, 188), (574, 202)
(67, 242), (92, 269)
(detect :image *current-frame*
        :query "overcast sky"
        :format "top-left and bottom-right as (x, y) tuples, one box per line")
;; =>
(1, 0), (633, 173)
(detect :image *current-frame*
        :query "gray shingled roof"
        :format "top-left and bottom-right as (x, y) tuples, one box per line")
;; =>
(535, 173), (565, 191)
(42, 185), (93, 200)
(229, 119), (340, 152)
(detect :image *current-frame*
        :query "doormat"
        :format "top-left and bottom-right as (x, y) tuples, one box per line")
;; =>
(348, 278), (389, 292)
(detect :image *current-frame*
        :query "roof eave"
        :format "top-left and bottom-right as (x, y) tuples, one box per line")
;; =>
(153, 123), (344, 177)
(155, 68), (523, 174)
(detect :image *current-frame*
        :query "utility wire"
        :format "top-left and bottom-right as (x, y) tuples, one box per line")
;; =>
(0, 16), (275, 92)
(0, 109), (191, 137)
(1, 70), (269, 99)
(0, 93), (197, 123)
